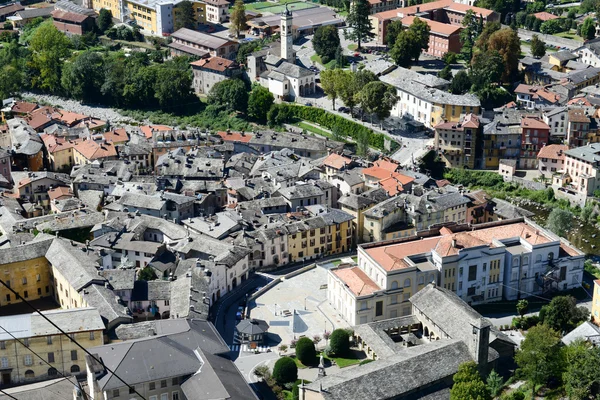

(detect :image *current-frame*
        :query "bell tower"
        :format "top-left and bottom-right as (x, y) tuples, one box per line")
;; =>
(281, 5), (294, 63)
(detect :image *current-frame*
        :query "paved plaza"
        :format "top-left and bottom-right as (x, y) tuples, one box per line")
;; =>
(248, 262), (350, 350)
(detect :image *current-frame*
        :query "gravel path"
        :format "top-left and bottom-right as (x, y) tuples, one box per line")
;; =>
(22, 92), (134, 123)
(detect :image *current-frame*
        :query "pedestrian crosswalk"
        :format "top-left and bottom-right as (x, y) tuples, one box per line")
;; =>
(229, 344), (272, 353)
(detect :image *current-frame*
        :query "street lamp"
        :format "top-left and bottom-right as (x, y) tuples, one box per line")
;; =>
(304, 296), (307, 311)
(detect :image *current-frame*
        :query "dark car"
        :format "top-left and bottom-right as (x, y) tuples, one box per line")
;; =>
(305, 102), (313, 107)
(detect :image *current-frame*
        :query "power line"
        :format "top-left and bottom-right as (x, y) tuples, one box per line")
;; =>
(0, 388), (19, 400)
(0, 280), (147, 400)
(0, 324), (91, 400)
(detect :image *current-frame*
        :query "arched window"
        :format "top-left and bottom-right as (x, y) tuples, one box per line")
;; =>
(428, 274), (435, 283)
(403, 278), (411, 288)
(391, 281), (398, 289)
(71, 365), (80, 373)
(418, 276), (424, 285)
(48, 368), (57, 376)
(25, 370), (34, 379)
(523, 256), (529, 265)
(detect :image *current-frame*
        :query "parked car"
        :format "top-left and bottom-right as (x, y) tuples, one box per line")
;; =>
(236, 305), (244, 320)
(305, 102), (313, 107)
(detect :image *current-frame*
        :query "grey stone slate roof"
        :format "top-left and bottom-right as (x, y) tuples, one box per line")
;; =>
(131, 280), (171, 301)
(100, 269), (136, 291)
(90, 319), (256, 399)
(81, 283), (131, 326)
(114, 319), (190, 341)
(7, 118), (43, 155)
(338, 188), (389, 210)
(562, 321), (600, 345)
(0, 378), (76, 400)
(410, 284), (491, 343)
(491, 198), (534, 219)
(119, 192), (165, 210)
(354, 315), (420, 359)
(0, 238), (53, 264)
(277, 184), (324, 200)
(45, 238), (103, 291)
(305, 339), (472, 400)
(272, 61), (315, 79)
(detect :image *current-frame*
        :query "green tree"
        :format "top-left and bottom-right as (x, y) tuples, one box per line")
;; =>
(153, 58), (194, 107)
(563, 340), (600, 400)
(450, 361), (491, 400)
(356, 81), (397, 124)
(295, 337), (316, 365)
(470, 49), (503, 91)
(541, 296), (589, 334)
(515, 325), (564, 391)
(486, 370), (503, 397)
(385, 20), (404, 47)
(546, 208), (573, 237)
(443, 51), (457, 65)
(236, 40), (261, 64)
(407, 17), (430, 63)
(313, 25), (340, 63)
(356, 130), (371, 156)
(530, 34), (546, 58)
(540, 19), (565, 35)
(138, 266), (157, 281)
(459, 9), (480, 62)
(329, 329), (350, 356)
(208, 78), (248, 113)
(335, 45), (344, 68)
(331, 124), (345, 141)
(450, 70), (471, 94)
(438, 65), (452, 81)
(29, 21), (71, 92)
(272, 357), (298, 384)
(390, 18), (430, 67)
(515, 11), (527, 26)
(581, 17), (596, 40)
(474, 21), (501, 52)
(0, 64), (25, 99)
(174, 0), (196, 30)
(516, 299), (528, 318)
(229, 0), (247, 38)
(321, 69), (341, 109)
(247, 85), (274, 122)
(96, 8), (113, 33)
(487, 28), (520, 83)
(344, 0), (374, 49)
(61, 51), (105, 102)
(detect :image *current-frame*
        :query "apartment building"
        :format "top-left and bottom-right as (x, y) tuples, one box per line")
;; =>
(401, 16), (461, 58)
(514, 84), (562, 109)
(593, 279), (600, 324)
(328, 219), (584, 325)
(483, 110), (525, 169)
(542, 106), (567, 138)
(190, 57), (242, 95)
(566, 107), (593, 148)
(537, 144), (568, 178)
(0, 308), (104, 386)
(520, 116), (550, 169)
(90, 0), (206, 35)
(560, 143), (600, 196)
(381, 73), (480, 128)
(367, 0), (403, 15)
(203, 0), (229, 23)
(434, 113), (480, 169)
(338, 188), (389, 246)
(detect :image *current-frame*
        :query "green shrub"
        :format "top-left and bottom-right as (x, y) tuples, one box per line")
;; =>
(329, 329), (350, 356)
(295, 337), (316, 366)
(272, 357), (298, 385)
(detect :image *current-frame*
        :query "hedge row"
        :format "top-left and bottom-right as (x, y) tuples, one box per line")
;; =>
(277, 104), (388, 151)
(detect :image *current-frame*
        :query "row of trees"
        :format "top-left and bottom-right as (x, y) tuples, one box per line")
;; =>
(0, 20), (196, 109)
(208, 79), (275, 122)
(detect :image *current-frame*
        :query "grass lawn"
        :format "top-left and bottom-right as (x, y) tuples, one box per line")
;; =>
(331, 260), (342, 266)
(290, 351), (363, 369)
(244, 0), (312, 12)
(295, 121), (348, 143)
(327, 354), (362, 368)
(310, 54), (336, 69)
(585, 263), (600, 279)
(554, 30), (583, 41)
(348, 44), (358, 51)
(351, 256), (358, 262)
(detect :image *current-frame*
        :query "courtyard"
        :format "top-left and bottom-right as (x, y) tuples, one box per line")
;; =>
(247, 260), (351, 350)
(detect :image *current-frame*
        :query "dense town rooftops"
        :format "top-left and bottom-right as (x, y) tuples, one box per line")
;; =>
(564, 143), (600, 163)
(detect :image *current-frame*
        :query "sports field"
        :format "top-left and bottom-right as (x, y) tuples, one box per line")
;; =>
(245, 0), (318, 13)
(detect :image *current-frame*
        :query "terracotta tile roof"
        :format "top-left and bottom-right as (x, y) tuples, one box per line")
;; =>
(568, 97), (592, 106)
(537, 144), (568, 160)
(401, 15), (461, 36)
(48, 186), (73, 200)
(435, 113), (480, 130)
(51, 9), (89, 23)
(332, 266), (380, 296)
(378, 173), (414, 196)
(102, 128), (128, 143)
(366, 222), (555, 271)
(40, 134), (78, 154)
(436, 179), (451, 188)
(373, 8), (401, 20)
(140, 125), (172, 139)
(217, 131), (252, 143)
(363, 166), (397, 180)
(11, 101), (38, 115)
(190, 56), (238, 72)
(365, 237), (442, 271)
(74, 140), (117, 161)
(374, 159), (399, 172)
(521, 116), (550, 130)
(560, 242), (580, 257)
(0, 3), (24, 17)
(396, 0), (452, 17)
(444, 2), (495, 17)
(534, 11), (558, 21)
(568, 108), (591, 123)
(322, 153), (351, 170)
(514, 84), (561, 104)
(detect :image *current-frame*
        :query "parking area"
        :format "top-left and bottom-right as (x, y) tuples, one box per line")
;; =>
(247, 263), (350, 349)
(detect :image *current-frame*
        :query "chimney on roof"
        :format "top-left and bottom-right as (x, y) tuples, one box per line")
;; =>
(451, 238), (457, 248)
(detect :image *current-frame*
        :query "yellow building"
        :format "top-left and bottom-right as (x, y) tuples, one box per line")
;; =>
(338, 189), (389, 246)
(91, 0), (207, 36)
(286, 210), (354, 263)
(592, 279), (600, 325)
(0, 240), (54, 308)
(0, 308), (104, 386)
